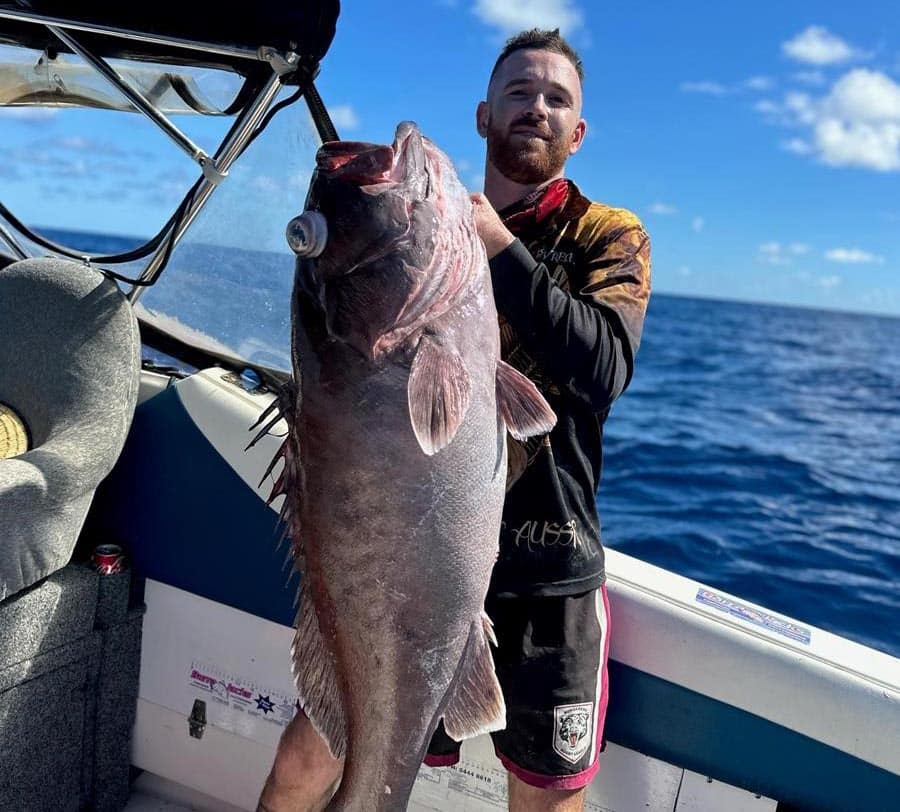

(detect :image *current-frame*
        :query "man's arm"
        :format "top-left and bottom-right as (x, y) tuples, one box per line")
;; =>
(473, 195), (651, 412)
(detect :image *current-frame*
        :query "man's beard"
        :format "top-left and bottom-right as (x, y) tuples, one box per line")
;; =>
(486, 117), (571, 185)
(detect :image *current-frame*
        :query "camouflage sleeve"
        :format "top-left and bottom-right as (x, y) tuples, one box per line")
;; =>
(489, 211), (651, 411)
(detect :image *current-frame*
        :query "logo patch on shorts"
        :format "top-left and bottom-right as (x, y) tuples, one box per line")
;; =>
(553, 702), (593, 764)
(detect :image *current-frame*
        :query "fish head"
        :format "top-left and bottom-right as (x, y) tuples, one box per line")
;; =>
(297, 122), (476, 361)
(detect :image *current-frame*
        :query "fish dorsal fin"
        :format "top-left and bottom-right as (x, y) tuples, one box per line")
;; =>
(408, 334), (471, 455)
(292, 579), (347, 760)
(495, 360), (557, 440)
(442, 614), (506, 741)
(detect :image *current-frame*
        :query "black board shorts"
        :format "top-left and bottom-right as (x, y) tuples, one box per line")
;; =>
(425, 586), (611, 790)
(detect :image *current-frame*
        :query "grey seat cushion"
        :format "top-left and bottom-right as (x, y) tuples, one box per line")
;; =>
(0, 258), (140, 600)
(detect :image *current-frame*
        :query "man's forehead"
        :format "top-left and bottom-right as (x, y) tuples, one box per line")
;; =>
(491, 48), (581, 92)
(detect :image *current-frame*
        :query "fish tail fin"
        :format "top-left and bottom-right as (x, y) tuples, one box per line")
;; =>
(495, 360), (556, 440)
(441, 613), (506, 741)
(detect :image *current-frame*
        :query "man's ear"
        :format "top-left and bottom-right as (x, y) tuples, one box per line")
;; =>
(569, 119), (587, 155)
(476, 101), (489, 138)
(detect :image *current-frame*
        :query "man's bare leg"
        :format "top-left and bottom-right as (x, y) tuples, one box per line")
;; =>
(257, 710), (343, 812)
(507, 772), (586, 812)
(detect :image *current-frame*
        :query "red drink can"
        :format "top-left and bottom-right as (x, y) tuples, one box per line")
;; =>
(92, 544), (125, 575)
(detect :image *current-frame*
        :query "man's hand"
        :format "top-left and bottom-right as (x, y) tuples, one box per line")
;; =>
(471, 193), (515, 260)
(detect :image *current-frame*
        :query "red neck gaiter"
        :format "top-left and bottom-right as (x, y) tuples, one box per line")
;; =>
(501, 178), (570, 235)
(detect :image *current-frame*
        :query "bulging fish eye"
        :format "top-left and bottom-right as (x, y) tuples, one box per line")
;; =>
(286, 211), (329, 258)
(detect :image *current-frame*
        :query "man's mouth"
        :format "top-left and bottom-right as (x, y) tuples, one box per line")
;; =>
(510, 124), (550, 140)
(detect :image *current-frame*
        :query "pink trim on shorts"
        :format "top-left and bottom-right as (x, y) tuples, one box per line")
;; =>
(423, 752), (460, 767)
(494, 745), (601, 790)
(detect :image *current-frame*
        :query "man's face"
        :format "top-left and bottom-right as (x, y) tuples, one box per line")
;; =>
(478, 48), (586, 185)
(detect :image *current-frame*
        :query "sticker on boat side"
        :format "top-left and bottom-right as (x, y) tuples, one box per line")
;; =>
(188, 659), (297, 727)
(695, 588), (812, 644)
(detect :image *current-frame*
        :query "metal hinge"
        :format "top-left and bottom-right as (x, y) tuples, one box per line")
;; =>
(188, 699), (207, 739)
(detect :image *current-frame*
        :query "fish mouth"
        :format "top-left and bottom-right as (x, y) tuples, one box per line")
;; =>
(316, 122), (428, 190)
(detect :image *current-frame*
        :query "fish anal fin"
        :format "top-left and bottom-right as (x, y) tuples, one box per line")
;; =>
(292, 583), (347, 760)
(408, 335), (471, 456)
(442, 614), (506, 741)
(495, 360), (556, 441)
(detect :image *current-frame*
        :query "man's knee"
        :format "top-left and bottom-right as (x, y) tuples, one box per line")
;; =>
(507, 770), (587, 812)
(273, 711), (342, 779)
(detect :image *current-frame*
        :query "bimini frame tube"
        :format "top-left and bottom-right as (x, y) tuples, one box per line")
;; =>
(48, 26), (208, 165)
(128, 62), (292, 302)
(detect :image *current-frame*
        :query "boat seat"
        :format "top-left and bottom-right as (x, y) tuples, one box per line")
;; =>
(0, 257), (140, 600)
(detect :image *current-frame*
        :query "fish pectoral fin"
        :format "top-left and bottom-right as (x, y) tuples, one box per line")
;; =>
(495, 360), (557, 440)
(442, 614), (506, 741)
(408, 334), (472, 455)
(292, 584), (347, 760)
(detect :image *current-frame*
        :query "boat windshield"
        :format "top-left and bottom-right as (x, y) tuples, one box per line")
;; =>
(136, 97), (322, 371)
(0, 42), (323, 372)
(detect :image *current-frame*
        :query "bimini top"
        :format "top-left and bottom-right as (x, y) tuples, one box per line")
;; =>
(0, 0), (340, 82)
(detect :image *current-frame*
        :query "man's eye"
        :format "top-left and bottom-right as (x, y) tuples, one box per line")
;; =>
(508, 90), (527, 98)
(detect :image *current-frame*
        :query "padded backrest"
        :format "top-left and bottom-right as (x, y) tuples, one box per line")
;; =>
(0, 257), (141, 600)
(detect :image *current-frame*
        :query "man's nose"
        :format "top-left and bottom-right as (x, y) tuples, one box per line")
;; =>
(523, 94), (549, 119)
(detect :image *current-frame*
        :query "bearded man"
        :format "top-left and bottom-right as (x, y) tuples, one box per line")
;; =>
(422, 28), (651, 812)
(259, 27), (651, 812)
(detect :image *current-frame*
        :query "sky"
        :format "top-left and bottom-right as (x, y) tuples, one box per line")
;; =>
(2, 1), (900, 316)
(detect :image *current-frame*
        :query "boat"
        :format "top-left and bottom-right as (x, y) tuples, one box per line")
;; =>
(1, 4), (897, 811)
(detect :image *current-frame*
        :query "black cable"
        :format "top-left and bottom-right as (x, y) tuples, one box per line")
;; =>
(304, 81), (339, 143)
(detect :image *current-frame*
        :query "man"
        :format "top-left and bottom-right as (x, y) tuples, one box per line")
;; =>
(259, 27), (650, 812)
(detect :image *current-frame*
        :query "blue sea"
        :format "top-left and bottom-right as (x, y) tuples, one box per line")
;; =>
(35, 228), (900, 659)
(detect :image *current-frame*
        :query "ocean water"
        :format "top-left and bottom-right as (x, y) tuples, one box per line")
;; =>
(603, 294), (900, 657)
(27, 229), (900, 658)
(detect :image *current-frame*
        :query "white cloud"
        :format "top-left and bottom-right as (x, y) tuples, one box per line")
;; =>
(782, 26), (864, 66)
(758, 241), (810, 266)
(827, 69), (900, 122)
(677, 266), (691, 277)
(754, 99), (781, 115)
(648, 202), (678, 215)
(744, 76), (775, 92)
(825, 247), (884, 264)
(680, 81), (728, 96)
(784, 92), (818, 125)
(759, 242), (788, 265)
(472, 0), (584, 36)
(818, 275), (841, 289)
(692, 216), (705, 233)
(759, 69), (900, 172)
(682, 77), (774, 97)
(329, 104), (360, 131)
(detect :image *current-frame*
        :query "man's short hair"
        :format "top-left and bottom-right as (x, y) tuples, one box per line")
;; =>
(489, 28), (584, 85)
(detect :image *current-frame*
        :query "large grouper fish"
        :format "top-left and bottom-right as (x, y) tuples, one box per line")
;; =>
(259, 121), (556, 811)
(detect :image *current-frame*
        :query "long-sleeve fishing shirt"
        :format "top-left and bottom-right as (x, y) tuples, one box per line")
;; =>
(489, 180), (652, 597)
